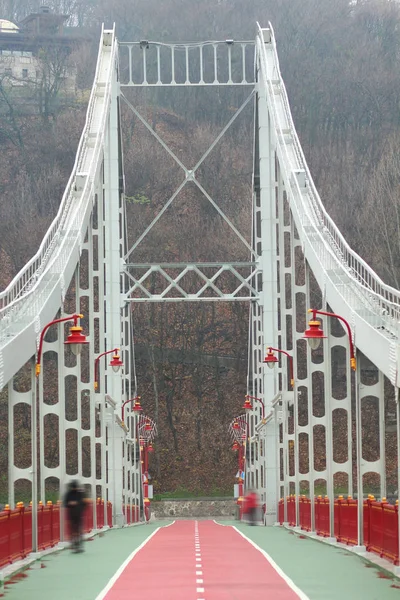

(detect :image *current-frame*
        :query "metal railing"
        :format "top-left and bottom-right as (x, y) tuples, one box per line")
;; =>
(0, 28), (116, 341)
(256, 23), (400, 335)
(119, 39), (255, 86)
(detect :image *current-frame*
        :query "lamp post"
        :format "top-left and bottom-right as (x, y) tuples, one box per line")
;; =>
(263, 347), (296, 524)
(33, 314), (88, 553)
(243, 395), (265, 418)
(143, 420), (152, 508)
(94, 348), (123, 391)
(303, 308), (362, 548)
(242, 394), (268, 520)
(137, 416), (156, 521)
(121, 396), (142, 519)
(121, 396), (142, 425)
(94, 347), (123, 526)
(230, 417), (247, 518)
(232, 439), (243, 495)
(303, 309), (356, 371)
(263, 347), (294, 387)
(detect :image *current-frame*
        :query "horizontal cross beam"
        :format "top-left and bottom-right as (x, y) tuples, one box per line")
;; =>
(123, 262), (259, 302)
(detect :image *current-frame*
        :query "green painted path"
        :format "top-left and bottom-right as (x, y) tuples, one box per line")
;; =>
(1, 523), (164, 600)
(2, 521), (400, 599)
(226, 521), (400, 600)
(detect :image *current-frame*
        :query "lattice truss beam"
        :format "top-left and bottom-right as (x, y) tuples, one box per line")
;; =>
(2, 31), (142, 526)
(243, 25), (393, 530)
(246, 164), (389, 529)
(124, 263), (258, 302)
(6, 186), (141, 521)
(121, 89), (259, 302)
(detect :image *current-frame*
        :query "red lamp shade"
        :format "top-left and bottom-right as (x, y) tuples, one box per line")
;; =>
(263, 349), (279, 369)
(148, 443), (154, 452)
(232, 441), (240, 451)
(232, 421), (240, 430)
(303, 320), (326, 350)
(110, 352), (123, 373)
(133, 398), (143, 412)
(64, 325), (88, 356)
(145, 422), (152, 431)
(242, 397), (253, 411)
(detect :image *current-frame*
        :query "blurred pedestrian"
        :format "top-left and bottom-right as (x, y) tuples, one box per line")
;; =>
(64, 480), (86, 552)
(245, 489), (259, 525)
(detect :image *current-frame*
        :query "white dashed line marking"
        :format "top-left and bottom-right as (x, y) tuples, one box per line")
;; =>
(194, 521), (205, 599)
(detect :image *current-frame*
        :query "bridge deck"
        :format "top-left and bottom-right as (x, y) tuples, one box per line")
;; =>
(2, 521), (400, 600)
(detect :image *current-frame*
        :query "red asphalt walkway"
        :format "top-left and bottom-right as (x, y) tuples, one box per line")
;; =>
(97, 520), (307, 600)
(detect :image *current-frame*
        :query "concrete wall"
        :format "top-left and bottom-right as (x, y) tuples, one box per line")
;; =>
(151, 498), (237, 519)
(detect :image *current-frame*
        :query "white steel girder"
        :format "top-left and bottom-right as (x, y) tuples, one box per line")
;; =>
(121, 89), (257, 302)
(3, 29), (142, 534)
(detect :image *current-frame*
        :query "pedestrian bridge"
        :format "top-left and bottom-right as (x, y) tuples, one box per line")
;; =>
(2, 520), (400, 600)
(1, 19), (400, 600)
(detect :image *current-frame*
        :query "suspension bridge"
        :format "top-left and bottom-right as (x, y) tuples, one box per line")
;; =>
(0, 22), (400, 599)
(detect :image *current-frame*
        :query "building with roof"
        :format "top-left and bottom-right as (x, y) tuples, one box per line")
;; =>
(0, 7), (86, 94)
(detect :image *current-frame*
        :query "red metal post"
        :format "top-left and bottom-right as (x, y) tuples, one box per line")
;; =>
(143, 443), (151, 521)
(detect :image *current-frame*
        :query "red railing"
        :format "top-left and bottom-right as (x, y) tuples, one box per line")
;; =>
(0, 502), (58, 567)
(287, 496), (296, 526)
(123, 504), (140, 524)
(0, 498), (112, 569)
(107, 501), (113, 528)
(96, 499), (105, 529)
(367, 499), (399, 564)
(299, 496), (311, 531)
(279, 495), (399, 565)
(315, 496), (330, 537)
(82, 502), (94, 534)
(278, 499), (284, 524)
(340, 498), (358, 545)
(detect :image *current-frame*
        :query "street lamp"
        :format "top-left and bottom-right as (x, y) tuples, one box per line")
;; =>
(121, 396), (142, 425)
(36, 313), (88, 376)
(243, 395), (265, 419)
(303, 308), (361, 547)
(303, 309), (356, 371)
(242, 396), (253, 412)
(94, 348), (123, 391)
(33, 313), (88, 553)
(263, 347), (294, 387)
(263, 348), (279, 368)
(263, 346), (296, 525)
(137, 415), (156, 521)
(229, 416), (247, 517)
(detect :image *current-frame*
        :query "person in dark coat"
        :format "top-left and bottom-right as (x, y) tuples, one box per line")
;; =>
(63, 480), (86, 552)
